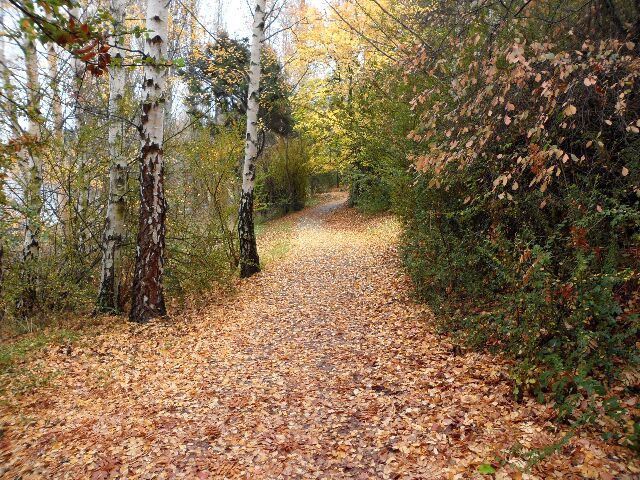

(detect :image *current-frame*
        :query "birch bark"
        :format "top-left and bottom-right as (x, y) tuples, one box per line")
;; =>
(0, 6), (18, 132)
(130, 0), (169, 322)
(97, 0), (128, 312)
(18, 33), (43, 312)
(46, 14), (63, 135)
(0, 7), (12, 305)
(45, 12), (67, 239)
(21, 35), (43, 264)
(70, 6), (93, 253)
(238, 0), (266, 278)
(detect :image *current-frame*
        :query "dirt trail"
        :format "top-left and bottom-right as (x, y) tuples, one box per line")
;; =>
(1, 192), (637, 479)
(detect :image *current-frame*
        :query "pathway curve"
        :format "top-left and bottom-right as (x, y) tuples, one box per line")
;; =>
(1, 192), (637, 479)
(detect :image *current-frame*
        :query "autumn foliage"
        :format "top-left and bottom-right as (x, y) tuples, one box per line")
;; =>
(398, 2), (640, 445)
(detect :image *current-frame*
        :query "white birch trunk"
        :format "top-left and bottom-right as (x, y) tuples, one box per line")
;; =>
(130, 0), (169, 322)
(0, 6), (11, 301)
(70, 6), (91, 251)
(21, 35), (43, 264)
(97, 0), (128, 312)
(0, 6), (18, 133)
(45, 13), (67, 238)
(17, 33), (43, 313)
(238, 0), (266, 278)
(70, 6), (84, 112)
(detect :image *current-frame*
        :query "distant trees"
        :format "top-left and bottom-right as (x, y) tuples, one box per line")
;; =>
(183, 33), (292, 134)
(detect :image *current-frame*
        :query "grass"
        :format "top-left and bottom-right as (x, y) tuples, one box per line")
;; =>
(260, 239), (292, 266)
(0, 329), (78, 399)
(0, 329), (79, 374)
(8, 367), (61, 396)
(304, 193), (325, 208)
(256, 216), (295, 267)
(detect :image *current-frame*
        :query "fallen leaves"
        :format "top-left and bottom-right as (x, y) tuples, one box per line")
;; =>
(0, 192), (637, 478)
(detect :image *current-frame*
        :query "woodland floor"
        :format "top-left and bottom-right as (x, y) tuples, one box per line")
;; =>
(0, 191), (638, 479)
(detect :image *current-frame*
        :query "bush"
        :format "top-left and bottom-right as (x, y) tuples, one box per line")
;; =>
(348, 167), (392, 213)
(164, 126), (241, 299)
(256, 136), (310, 216)
(401, 24), (640, 437)
(310, 171), (340, 194)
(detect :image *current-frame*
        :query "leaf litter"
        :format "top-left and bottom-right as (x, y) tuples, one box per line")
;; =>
(0, 192), (638, 479)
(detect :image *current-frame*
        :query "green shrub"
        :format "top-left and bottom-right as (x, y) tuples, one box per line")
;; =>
(256, 136), (310, 215)
(0, 251), (96, 332)
(348, 167), (392, 213)
(164, 126), (241, 298)
(401, 28), (640, 440)
(310, 171), (340, 193)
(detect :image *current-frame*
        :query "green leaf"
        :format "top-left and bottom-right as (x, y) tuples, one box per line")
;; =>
(477, 464), (496, 475)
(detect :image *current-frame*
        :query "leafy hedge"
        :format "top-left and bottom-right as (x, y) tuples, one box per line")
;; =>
(256, 136), (310, 216)
(400, 12), (639, 444)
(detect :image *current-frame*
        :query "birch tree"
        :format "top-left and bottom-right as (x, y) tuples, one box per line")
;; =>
(44, 11), (68, 242)
(130, 0), (169, 322)
(0, 5), (18, 134)
(46, 12), (63, 136)
(238, 0), (266, 278)
(0, 6), (12, 301)
(21, 35), (42, 261)
(19, 30), (43, 311)
(96, 0), (128, 313)
(70, 4), (98, 254)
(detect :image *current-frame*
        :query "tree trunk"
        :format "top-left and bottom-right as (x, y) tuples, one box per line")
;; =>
(129, 0), (169, 323)
(0, 11), (6, 316)
(0, 6), (18, 132)
(97, 0), (128, 313)
(21, 35), (43, 262)
(46, 18), (63, 135)
(46, 12), (68, 241)
(238, 0), (266, 278)
(18, 33), (43, 313)
(70, 6), (92, 255)
(0, 242), (4, 321)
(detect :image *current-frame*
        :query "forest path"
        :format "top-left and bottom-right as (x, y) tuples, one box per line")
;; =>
(1, 192), (636, 479)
